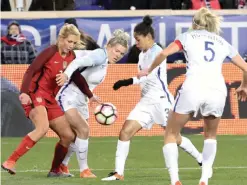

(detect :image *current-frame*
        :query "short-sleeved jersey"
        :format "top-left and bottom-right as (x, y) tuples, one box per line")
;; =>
(138, 43), (172, 104)
(29, 50), (75, 100)
(176, 30), (238, 95)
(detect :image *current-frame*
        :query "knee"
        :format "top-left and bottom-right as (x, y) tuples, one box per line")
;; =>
(119, 128), (132, 141)
(60, 130), (75, 145)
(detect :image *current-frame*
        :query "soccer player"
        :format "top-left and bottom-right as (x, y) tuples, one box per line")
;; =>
(138, 8), (247, 185)
(101, 16), (202, 181)
(1, 24), (94, 177)
(55, 29), (130, 177)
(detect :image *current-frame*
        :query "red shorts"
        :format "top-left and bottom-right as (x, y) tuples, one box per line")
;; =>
(22, 92), (64, 121)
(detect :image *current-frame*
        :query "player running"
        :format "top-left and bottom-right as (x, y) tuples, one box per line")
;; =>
(138, 8), (247, 185)
(101, 15), (202, 181)
(55, 29), (130, 177)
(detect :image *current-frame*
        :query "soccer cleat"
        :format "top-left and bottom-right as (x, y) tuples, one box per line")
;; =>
(80, 168), (96, 178)
(59, 164), (74, 177)
(170, 181), (183, 185)
(1, 160), (16, 175)
(198, 182), (207, 185)
(47, 171), (73, 177)
(101, 172), (124, 181)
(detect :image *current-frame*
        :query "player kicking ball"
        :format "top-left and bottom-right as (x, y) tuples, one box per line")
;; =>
(101, 15), (203, 181)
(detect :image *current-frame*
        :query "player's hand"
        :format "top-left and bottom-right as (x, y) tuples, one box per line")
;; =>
(19, 93), (32, 105)
(89, 94), (101, 107)
(113, 78), (133, 90)
(137, 69), (149, 79)
(236, 85), (247, 101)
(56, 72), (68, 86)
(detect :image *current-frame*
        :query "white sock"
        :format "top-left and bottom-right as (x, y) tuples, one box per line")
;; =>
(163, 143), (179, 185)
(75, 137), (89, 172)
(62, 142), (76, 166)
(179, 136), (202, 163)
(115, 140), (130, 176)
(199, 139), (217, 185)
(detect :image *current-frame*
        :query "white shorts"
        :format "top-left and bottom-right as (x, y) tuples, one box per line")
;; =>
(127, 97), (172, 129)
(173, 89), (226, 117)
(56, 86), (89, 120)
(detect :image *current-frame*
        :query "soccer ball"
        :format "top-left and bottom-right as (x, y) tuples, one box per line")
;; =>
(94, 103), (118, 125)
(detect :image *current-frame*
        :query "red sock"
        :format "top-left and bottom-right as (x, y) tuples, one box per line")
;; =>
(50, 142), (68, 173)
(8, 135), (36, 162)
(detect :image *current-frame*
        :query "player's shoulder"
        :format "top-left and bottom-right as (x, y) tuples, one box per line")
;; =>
(151, 43), (163, 53)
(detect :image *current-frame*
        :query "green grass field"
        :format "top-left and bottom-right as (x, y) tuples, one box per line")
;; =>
(1, 135), (247, 185)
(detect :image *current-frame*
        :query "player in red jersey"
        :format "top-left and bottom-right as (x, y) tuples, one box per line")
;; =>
(1, 24), (95, 177)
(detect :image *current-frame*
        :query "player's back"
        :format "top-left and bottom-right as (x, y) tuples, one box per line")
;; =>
(177, 30), (237, 95)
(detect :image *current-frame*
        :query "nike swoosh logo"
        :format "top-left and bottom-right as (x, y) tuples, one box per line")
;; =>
(54, 61), (59, 64)
(26, 146), (30, 150)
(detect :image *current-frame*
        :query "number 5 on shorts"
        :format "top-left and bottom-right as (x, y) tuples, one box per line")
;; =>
(204, 41), (215, 62)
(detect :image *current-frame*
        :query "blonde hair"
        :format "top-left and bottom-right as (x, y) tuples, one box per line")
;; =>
(193, 8), (223, 35)
(58, 24), (83, 48)
(107, 29), (130, 49)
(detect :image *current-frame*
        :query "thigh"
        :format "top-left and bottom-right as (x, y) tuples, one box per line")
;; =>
(49, 115), (75, 140)
(127, 102), (154, 129)
(164, 111), (191, 144)
(65, 108), (88, 130)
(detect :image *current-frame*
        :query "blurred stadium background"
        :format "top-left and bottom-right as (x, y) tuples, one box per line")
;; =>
(1, 1), (247, 185)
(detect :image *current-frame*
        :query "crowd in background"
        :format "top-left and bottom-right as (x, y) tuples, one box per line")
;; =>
(1, 0), (247, 64)
(1, 0), (247, 11)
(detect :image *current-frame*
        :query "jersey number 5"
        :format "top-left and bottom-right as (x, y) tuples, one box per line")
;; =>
(204, 41), (215, 62)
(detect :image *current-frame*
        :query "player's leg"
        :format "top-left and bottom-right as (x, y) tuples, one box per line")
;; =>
(199, 116), (220, 185)
(64, 108), (96, 178)
(156, 100), (202, 167)
(177, 134), (202, 165)
(102, 103), (152, 181)
(2, 102), (49, 175)
(162, 111), (191, 185)
(101, 119), (142, 181)
(47, 109), (75, 177)
(198, 90), (226, 185)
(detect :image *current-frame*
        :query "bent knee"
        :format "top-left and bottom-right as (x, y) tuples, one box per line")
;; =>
(119, 128), (132, 141)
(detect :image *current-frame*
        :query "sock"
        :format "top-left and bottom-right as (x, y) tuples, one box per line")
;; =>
(179, 136), (202, 163)
(199, 139), (217, 185)
(50, 142), (68, 173)
(75, 137), (89, 172)
(163, 143), (179, 185)
(8, 135), (36, 162)
(62, 142), (76, 166)
(115, 140), (130, 176)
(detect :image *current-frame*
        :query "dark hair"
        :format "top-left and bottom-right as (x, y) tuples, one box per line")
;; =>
(134, 15), (154, 39)
(64, 18), (78, 28)
(7, 21), (21, 34)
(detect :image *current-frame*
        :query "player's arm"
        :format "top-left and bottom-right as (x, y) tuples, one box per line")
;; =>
(71, 69), (93, 98)
(148, 41), (181, 74)
(64, 49), (106, 79)
(231, 54), (247, 87)
(113, 76), (147, 90)
(20, 45), (57, 94)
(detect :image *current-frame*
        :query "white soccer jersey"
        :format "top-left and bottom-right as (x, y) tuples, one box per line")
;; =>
(173, 30), (239, 117)
(176, 30), (238, 96)
(56, 50), (108, 118)
(137, 43), (172, 104)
